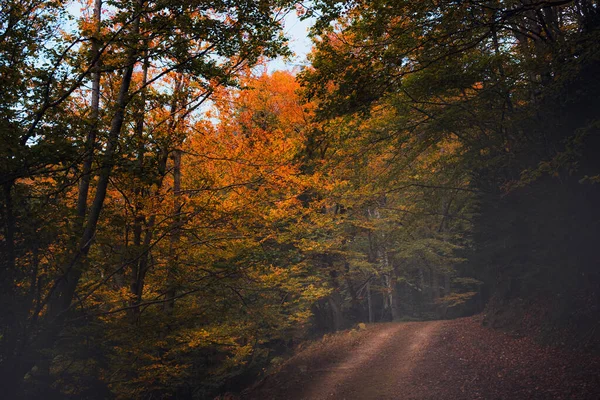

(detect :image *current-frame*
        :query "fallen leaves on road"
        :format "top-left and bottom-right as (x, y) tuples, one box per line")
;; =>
(411, 316), (600, 399)
(241, 316), (600, 399)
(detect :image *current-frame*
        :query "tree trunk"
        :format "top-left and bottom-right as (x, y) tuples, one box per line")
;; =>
(418, 267), (426, 314)
(131, 150), (168, 318)
(163, 75), (185, 315)
(388, 275), (399, 321)
(431, 269), (440, 302)
(366, 281), (373, 323)
(0, 180), (21, 397)
(130, 43), (150, 322)
(164, 148), (181, 314)
(444, 273), (451, 297)
(4, 7), (142, 394)
(2, 181), (16, 276)
(49, 35), (138, 316)
(31, 9), (143, 393)
(76, 0), (102, 231)
(328, 294), (344, 331)
(345, 273), (361, 320)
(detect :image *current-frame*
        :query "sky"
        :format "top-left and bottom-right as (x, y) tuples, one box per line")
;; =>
(268, 12), (315, 72)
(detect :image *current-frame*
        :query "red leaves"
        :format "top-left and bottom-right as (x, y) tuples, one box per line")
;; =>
(413, 317), (600, 400)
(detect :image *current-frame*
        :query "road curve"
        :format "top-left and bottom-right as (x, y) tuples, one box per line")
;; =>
(244, 317), (600, 400)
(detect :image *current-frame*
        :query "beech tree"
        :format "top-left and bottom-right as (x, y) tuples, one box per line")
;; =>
(0, 1), (298, 396)
(301, 0), (600, 337)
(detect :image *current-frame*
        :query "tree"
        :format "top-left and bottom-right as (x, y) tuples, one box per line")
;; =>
(297, 101), (474, 327)
(301, 0), (600, 340)
(0, 1), (299, 396)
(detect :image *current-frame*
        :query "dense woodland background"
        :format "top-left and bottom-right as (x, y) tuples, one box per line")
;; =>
(1, 0), (599, 398)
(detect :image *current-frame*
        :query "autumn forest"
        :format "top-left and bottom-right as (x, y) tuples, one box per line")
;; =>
(1, 0), (600, 398)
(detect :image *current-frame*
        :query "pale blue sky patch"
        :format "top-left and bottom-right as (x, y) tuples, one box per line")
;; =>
(269, 11), (314, 72)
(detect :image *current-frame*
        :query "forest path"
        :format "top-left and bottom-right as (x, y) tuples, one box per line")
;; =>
(299, 320), (442, 399)
(244, 317), (600, 400)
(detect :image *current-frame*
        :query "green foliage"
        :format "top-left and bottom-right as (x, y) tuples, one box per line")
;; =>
(302, 0), (600, 339)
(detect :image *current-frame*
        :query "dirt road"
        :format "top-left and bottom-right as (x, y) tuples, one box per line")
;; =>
(299, 321), (442, 399)
(244, 317), (600, 400)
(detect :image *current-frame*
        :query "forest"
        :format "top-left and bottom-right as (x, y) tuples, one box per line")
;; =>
(1, 0), (599, 398)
